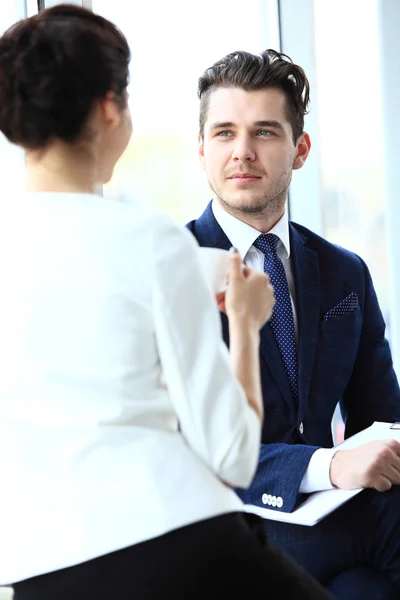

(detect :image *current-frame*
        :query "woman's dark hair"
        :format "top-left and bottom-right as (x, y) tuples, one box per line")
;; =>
(198, 49), (310, 144)
(0, 4), (130, 149)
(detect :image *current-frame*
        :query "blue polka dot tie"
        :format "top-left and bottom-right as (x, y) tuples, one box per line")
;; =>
(253, 233), (298, 405)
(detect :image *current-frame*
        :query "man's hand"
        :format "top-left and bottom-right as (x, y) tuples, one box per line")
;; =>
(330, 439), (400, 491)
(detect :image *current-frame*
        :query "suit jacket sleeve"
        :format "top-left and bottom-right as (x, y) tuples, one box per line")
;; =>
(235, 442), (318, 512)
(216, 310), (320, 513)
(341, 256), (400, 437)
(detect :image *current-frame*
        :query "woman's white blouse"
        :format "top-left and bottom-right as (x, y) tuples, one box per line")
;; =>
(0, 193), (261, 584)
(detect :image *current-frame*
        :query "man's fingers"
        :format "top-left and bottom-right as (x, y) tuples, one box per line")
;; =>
(390, 439), (400, 458)
(386, 460), (400, 485)
(373, 476), (392, 493)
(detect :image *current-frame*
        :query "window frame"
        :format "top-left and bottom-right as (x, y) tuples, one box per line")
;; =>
(279, 0), (399, 374)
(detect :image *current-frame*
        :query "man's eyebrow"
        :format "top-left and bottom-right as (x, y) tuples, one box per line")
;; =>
(209, 121), (235, 130)
(254, 120), (284, 130)
(209, 120), (285, 130)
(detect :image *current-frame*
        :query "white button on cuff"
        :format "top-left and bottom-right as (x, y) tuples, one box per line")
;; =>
(299, 422), (304, 434)
(262, 493), (283, 508)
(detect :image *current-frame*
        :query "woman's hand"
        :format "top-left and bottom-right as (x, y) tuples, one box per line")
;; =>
(217, 249), (275, 331)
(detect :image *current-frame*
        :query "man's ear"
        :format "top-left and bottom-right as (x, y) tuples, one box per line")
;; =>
(198, 134), (206, 170)
(293, 132), (311, 170)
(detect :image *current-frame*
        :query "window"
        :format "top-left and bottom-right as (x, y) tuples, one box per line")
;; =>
(313, 0), (390, 335)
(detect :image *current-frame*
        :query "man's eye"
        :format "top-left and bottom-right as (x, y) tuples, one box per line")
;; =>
(257, 130), (274, 136)
(216, 131), (232, 137)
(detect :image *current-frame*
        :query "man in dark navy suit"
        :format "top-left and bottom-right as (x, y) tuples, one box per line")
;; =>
(186, 49), (400, 598)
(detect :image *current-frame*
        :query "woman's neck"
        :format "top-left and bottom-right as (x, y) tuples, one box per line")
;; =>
(25, 141), (99, 194)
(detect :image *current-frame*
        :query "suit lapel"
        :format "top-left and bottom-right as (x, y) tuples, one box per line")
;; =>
(190, 202), (301, 409)
(259, 323), (295, 408)
(290, 224), (320, 414)
(191, 206), (322, 414)
(189, 201), (232, 250)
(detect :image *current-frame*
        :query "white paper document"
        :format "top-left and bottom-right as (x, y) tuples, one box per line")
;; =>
(244, 421), (400, 527)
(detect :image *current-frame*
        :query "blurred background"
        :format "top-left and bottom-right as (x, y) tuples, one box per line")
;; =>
(1, 0), (400, 429)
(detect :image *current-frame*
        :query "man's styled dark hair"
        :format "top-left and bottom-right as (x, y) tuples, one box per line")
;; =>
(0, 4), (130, 149)
(198, 49), (310, 144)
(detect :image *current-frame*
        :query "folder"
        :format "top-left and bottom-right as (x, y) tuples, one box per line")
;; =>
(244, 421), (400, 526)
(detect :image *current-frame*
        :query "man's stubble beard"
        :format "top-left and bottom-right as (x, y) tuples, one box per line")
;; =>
(209, 171), (291, 223)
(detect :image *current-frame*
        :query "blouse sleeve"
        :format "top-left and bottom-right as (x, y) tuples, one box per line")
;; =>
(152, 214), (261, 488)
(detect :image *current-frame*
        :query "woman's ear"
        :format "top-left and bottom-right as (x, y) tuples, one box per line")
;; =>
(99, 91), (122, 129)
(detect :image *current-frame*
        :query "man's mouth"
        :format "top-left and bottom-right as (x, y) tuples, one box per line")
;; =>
(228, 173), (262, 183)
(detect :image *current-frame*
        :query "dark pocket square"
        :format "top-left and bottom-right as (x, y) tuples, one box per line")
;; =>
(323, 292), (359, 321)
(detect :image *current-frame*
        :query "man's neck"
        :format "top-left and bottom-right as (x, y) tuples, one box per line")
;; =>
(217, 199), (285, 234)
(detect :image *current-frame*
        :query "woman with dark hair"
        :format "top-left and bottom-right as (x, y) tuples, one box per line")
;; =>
(0, 5), (333, 599)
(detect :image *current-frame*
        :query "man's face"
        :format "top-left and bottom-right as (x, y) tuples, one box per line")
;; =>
(199, 87), (310, 220)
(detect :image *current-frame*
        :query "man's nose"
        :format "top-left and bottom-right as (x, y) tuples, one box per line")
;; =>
(231, 136), (256, 162)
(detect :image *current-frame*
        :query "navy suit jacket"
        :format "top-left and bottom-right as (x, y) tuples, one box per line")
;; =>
(186, 201), (400, 513)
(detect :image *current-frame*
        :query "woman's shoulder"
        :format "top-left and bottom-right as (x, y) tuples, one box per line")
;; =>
(105, 197), (198, 254)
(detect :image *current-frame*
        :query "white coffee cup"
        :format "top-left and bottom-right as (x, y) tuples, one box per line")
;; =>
(197, 247), (230, 295)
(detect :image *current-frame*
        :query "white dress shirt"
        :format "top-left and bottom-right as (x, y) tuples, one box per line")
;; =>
(0, 192), (261, 584)
(212, 200), (336, 494)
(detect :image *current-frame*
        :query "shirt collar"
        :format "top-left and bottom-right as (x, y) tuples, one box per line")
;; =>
(211, 199), (291, 261)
